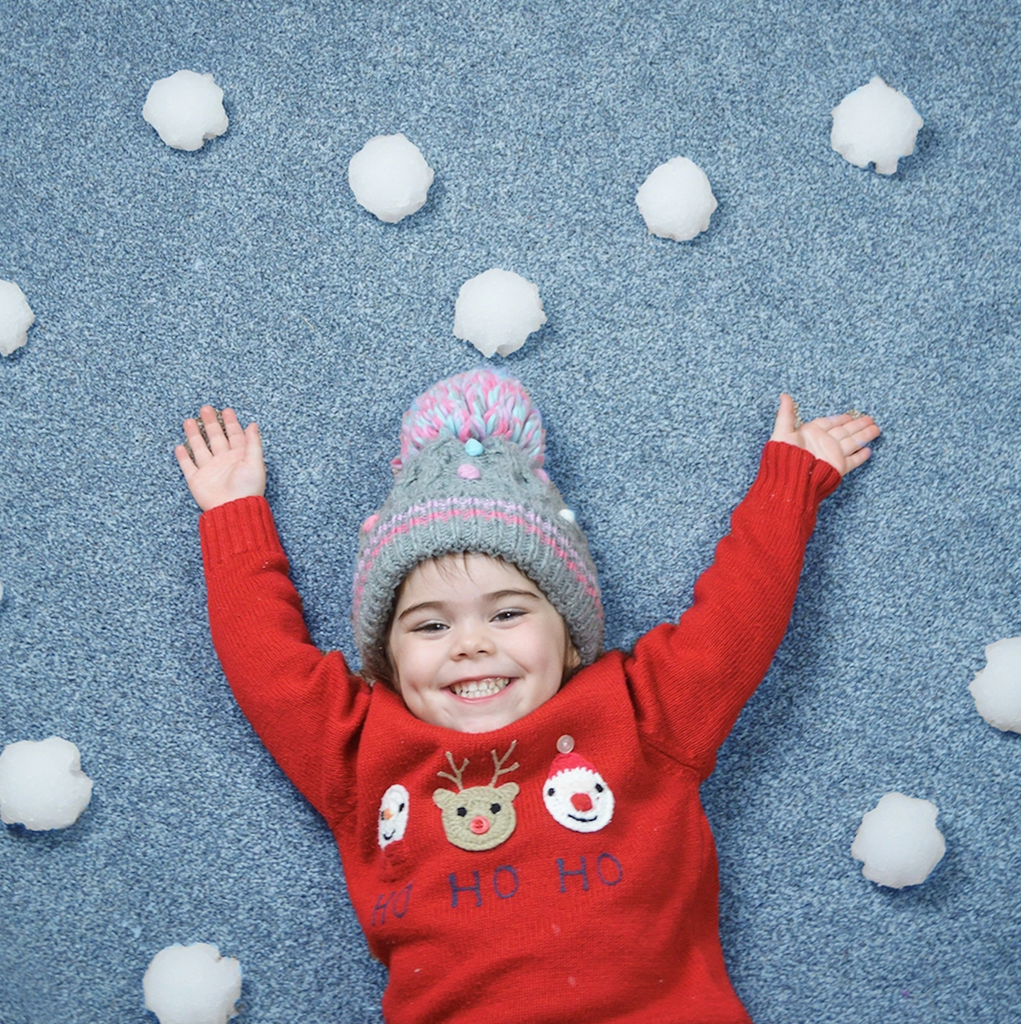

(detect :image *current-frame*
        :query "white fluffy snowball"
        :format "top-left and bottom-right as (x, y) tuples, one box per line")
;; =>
(0, 737), (93, 830)
(0, 280), (35, 357)
(348, 133), (434, 223)
(143, 71), (229, 151)
(969, 636), (1021, 733)
(851, 792), (946, 888)
(143, 943), (242, 1024)
(635, 156), (717, 241)
(830, 77), (923, 175)
(453, 268), (547, 358)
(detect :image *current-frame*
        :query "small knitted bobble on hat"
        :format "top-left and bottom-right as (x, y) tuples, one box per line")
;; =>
(352, 369), (604, 682)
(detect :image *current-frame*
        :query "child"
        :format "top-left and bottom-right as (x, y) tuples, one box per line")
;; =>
(176, 370), (878, 1024)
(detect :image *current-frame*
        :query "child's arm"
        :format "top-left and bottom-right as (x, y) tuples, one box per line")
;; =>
(175, 406), (266, 511)
(177, 408), (368, 824)
(625, 396), (879, 777)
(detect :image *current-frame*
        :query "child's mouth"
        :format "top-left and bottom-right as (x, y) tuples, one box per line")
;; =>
(449, 677), (511, 700)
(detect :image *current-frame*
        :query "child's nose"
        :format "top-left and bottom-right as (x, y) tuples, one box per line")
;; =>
(452, 624), (495, 657)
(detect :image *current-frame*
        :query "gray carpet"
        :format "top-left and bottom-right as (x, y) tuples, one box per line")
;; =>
(2, 1), (1019, 1021)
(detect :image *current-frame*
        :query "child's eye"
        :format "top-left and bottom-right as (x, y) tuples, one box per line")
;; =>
(412, 621), (447, 633)
(492, 609), (524, 622)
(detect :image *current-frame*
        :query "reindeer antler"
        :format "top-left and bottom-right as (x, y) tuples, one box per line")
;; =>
(437, 751), (470, 791)
(489, 741), (519, 786)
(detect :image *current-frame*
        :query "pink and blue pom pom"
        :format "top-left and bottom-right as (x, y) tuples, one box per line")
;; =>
(391, 369), (545, 475)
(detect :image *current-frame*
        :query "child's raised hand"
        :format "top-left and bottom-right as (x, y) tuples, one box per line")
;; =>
(175, 406), (267, 511)
(770, 394), (880, 477)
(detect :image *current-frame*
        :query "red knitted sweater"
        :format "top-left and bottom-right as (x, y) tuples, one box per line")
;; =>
(197, 441), (839, 1024)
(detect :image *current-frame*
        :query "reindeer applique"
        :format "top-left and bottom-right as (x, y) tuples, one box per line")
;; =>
(432, 742), (520, 852)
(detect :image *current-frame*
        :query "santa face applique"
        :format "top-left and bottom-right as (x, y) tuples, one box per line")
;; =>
(378, 784), (410, 849)
(542, 749), (614, 833)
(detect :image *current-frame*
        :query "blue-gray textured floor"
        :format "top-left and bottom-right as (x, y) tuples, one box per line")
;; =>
(1, 1), (1019, 1022)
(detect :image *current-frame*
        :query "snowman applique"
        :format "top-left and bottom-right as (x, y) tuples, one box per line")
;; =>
(378, 784), (410, 848)
(542, 743), (614, 833)
(377, 783), (411, 880)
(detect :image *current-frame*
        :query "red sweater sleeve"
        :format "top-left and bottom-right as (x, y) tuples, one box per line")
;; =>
(625, 441), (840, 778)
(198, 496), (370, 826)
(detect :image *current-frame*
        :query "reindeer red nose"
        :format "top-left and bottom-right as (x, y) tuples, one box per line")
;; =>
(470, 816), (490, 835)
(570, 792), (593, 813)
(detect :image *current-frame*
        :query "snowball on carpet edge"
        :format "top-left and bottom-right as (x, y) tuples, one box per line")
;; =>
(143, 70), (229, 151)
(453, 268), (547, 358)
(143, 943), (242, 1024)
(850, 792), (945, 888)
(830, 76), (923, 175)
(0, 280), (35, 356)
(0, 736), (93, 830)
(348, 133), (435, 223)
(635, 156), (717, 241)
(969, 636), (1021, 733)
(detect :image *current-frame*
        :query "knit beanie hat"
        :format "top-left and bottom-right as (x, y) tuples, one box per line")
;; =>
(352, 369), (604, 681)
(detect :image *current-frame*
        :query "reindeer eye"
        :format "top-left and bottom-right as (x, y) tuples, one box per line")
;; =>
(595, 783), (604, 793)
(457, 807), (467, 817)
(547, 787), (555, 797)
(490, 803), (501, 814)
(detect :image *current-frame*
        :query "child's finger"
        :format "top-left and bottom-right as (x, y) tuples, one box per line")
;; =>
(244, 420), (263, 460)
(843, 445), (872, 472)
(835, 419), (880, 457)
(221, 408), (246, 448)
(200, 406), (230, 455)
(182, 418), (213, 467)
(838, 412), (875, 432)
(830, 414), (878, 446)
(849, 423), (881, 450)
(773, 393), (797, 435)
(814, 412), (852, 432)
(174, 443), (197, 479)
(852, 415), (880, 441)
(836, 434), (864, 457)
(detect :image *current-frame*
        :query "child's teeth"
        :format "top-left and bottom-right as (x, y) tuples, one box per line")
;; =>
(452, 678), (509, 698)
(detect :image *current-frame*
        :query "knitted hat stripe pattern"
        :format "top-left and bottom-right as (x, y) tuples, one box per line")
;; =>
(353, 495), (601, 595)
(353, 370), (604, 678)
(353, 499), (601, 616)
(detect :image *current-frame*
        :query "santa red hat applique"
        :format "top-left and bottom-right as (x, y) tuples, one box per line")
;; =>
(542, 745), (614, 833)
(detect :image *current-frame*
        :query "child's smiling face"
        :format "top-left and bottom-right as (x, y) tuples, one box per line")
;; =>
(387, 553), (579, 733)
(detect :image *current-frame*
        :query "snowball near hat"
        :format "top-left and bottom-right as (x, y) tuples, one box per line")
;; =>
(352, 369), (604, 681)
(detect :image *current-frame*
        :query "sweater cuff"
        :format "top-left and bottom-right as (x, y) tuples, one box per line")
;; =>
(199, 495), (285, 567)
(753, 441), (842, 509)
